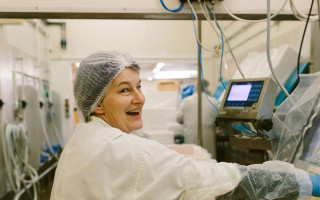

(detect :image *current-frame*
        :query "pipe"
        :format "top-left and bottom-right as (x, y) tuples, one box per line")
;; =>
(42, 20), (67, 49)
(197, 20), (203, 147)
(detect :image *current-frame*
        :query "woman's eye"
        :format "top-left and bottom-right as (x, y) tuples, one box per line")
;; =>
(137, 85), (141, 90)
(121, 88), (129, 93)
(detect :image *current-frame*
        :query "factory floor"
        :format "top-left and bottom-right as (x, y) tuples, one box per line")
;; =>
(1, 165), (55, 200)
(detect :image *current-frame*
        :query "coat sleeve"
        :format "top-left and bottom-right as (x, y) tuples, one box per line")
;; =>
(131, 136), (312, 200)
(130, 136), (241, 200)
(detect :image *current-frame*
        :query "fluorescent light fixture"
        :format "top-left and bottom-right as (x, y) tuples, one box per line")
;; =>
(153, 70), (197, 79)
(153, 62), (165, 74)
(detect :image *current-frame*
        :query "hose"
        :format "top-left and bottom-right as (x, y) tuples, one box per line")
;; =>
(2, 122), (39, 199)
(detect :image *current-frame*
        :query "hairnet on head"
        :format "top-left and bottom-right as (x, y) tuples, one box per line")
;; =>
(74, 50), (140, 122)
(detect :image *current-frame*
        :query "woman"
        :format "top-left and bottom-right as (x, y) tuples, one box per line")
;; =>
(51, 51), (319, 200)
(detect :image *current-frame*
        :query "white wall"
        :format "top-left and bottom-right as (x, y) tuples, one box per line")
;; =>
(49, 59), (74, 142)
(49, 20), (197, 60)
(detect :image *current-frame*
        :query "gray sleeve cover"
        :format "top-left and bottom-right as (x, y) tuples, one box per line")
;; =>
(216, 161), (312, 200)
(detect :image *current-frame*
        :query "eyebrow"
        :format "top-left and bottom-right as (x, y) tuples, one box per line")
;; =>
(117, 80), (141, 87)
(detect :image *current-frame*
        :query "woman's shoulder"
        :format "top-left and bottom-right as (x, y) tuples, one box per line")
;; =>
(74, 121), (125, 141)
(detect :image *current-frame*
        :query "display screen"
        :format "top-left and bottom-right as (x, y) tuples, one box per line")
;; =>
(224, 81), (264, 107)
(227, 84), (252, 101)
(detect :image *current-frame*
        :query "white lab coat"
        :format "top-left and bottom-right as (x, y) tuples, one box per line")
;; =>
(176, 93), (219, 158)
(50, 116), (241, 200)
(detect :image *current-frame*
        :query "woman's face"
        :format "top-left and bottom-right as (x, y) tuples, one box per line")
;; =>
(95, 68), (145, 133)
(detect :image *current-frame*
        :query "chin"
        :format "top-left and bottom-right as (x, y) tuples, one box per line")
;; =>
(133, 122), (143, 130)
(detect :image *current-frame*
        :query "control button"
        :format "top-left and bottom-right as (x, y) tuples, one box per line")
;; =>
(219, 111), (227, 115)
(252, 103), (257, 109)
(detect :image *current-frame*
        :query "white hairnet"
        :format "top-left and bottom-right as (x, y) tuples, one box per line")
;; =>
(74, 50), (140, 122)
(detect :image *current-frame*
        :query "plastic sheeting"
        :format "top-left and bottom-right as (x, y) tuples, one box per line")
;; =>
(271, 72), (320, 164)
(218, 45), (298, 103)
(233, 45), (298, 86)
(217, 161), (312, 200)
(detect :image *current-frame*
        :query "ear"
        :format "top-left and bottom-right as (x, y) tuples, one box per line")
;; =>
(93, 105), (105, 115)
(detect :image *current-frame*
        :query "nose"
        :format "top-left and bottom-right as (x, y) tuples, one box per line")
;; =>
(132, 89), (145, 106)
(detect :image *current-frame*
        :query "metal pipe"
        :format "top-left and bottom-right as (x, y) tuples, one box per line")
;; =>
(197, 20), (203, 147)
(42, 20), (67, 49)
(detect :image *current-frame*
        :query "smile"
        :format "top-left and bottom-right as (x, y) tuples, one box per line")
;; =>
(126, 109), (140, 116)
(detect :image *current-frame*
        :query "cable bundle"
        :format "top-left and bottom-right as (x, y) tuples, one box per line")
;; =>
(1, 123), (39, 199)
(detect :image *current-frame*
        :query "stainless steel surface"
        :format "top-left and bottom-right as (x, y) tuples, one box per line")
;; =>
(197, 21), (202, 147)
(0, 12), (301, 20)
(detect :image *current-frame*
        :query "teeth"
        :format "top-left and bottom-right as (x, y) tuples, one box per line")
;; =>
(127, 109), (139, 114)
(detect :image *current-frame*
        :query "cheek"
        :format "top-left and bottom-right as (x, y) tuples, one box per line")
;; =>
(118, 98), (133, 112)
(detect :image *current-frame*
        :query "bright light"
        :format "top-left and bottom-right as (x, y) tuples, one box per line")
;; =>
(153, 70), (197, 79)
(147, 76), (153, 81)
(75, 63), (80, 68)
(153, 62), (165, 74)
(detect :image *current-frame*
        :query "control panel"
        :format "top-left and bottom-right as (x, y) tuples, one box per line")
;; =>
(217, 77), (278, 121)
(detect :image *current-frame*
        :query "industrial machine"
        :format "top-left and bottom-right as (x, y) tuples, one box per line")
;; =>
(218, 77), (277, 130)
(216, 78), (278, 155)
(218, 78), (277, 121)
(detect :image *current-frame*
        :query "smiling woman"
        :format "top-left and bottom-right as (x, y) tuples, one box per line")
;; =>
(50, 50), (315, 200)
(94, 68), (145, 133)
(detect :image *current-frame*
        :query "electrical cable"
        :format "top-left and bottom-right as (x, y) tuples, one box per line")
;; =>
(221, 0), (288, 23)
(204, 5), (226, 89)
(189, 1), (245, 80)
(198, 2), (221, 50)
(160, 0), (184, 13)
(241, 122), (258, 136)
(206, 2), (246, 79)
(267, 0), (290, 97)
(289, 0), (319, 21)
(191, 8), (219, 111)
(199, 1), (245, 80)
(202, 1), (245, 80)
(187, 0), (220, 52)
(297, 0), (315, 80)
